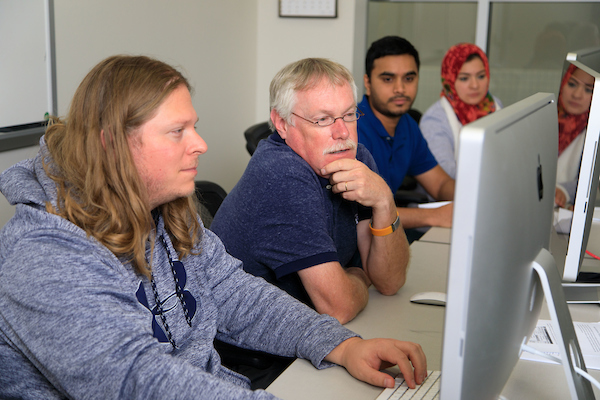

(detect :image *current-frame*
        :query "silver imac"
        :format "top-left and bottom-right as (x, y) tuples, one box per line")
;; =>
(558, 46), (600, 290)
(441, 93), (593, 399)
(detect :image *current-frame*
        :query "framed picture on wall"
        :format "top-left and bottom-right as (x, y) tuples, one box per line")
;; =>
(279, 0), (337, 18)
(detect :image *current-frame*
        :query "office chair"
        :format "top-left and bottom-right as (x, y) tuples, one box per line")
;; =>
(244, 121), (272, 156)
(194, 180), (227, 229)
(393, 108), (430, 206)
(394, 177), (429, 207)
(406, 108), (422, 123)
(193, 180), (292, 388)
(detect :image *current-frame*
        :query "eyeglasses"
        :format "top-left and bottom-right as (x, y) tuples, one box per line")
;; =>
(291, 109), (364, 127)
(145, 235), (198, 349)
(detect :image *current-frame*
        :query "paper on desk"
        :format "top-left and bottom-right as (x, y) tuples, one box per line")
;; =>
(553, 206), (600, 234)
(595, 207), (600, 222)
(554, 208), (573, 234)
(418, 201), (451, 209)
(520, 319), (600, 369)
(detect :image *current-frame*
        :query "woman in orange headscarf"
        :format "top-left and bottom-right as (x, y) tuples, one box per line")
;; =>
(555, 64), (594, 208)
(421, 43), (502, 179)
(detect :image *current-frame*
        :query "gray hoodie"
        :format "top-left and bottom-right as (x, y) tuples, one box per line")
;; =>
(0, 139), (357, 399)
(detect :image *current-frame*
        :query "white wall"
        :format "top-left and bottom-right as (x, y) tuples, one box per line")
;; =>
(53, 0), (258, 193)
(255, 0), (367, 120)
(53, 0), (367, 192)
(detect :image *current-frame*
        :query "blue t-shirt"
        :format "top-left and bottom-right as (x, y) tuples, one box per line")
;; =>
(211, 133), (375, 306)
(357, 95), (438, 193)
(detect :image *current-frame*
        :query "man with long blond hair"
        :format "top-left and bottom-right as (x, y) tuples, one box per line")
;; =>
(0, 55), (426, 399)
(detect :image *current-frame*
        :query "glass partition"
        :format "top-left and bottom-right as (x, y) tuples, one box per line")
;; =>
(488, 2), (600, 106)
(366, 1), (600, 111)
(366, 1), (478, 113)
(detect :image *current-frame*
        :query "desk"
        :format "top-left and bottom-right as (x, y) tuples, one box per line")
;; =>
(267, 240), (600, 399)
(586, 219), (600, 256)
(420, 218), (600, 248)
(418, 226), (451, 245)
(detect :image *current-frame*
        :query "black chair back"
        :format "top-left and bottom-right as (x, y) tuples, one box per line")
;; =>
(194, 180), (227, 228)
(244, 121), (272, 155)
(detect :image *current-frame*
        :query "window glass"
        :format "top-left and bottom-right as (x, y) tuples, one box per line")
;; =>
(366, 1), (600, 110)
(366, 1), (477, 112)
(488, 2), (600, 106)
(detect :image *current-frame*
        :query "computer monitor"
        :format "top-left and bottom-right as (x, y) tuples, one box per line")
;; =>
(557, 46), (600, 284)
(440, 93), (593, 399)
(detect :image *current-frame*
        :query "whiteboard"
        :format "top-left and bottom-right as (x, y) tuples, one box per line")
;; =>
(0, 0), (55, 129)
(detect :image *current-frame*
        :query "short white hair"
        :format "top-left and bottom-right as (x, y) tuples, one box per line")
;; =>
(268, 58), (357, 131)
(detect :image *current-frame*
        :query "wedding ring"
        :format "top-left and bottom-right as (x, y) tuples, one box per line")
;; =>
(345, 182), (348, 191)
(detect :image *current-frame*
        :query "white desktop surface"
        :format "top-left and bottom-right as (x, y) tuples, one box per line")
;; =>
(418, 226), (451, 244)
(587, 219), (600, 256)
(419, 219), (600, 252)
(266, 240), (600, 400)
(554, 219), (600, 274)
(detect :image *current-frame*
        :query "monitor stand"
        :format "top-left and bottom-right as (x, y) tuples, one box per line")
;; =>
(532, 248), (595, 399)
(562, 281), (600, 304)
(551, 226), (600, 303)
(562, 266), (600, 304)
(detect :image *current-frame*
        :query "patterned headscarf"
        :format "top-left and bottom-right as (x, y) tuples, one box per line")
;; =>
(557, 64), (591, 155)
(441, 43), (496, 125)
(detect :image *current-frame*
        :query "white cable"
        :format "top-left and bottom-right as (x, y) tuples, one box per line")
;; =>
(521, 344), (562, 364)
(521, 344), (600, 391)
(574, 366), (600, 391)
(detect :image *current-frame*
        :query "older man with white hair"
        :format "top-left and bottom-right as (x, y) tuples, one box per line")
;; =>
(212, 58), (410, 325)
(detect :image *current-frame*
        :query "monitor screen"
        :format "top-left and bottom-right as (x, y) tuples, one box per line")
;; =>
(440, 93), (592, 399)
(557, 46), (600, 284)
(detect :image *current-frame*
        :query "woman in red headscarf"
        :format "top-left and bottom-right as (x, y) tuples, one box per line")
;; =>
(555, 64), (594, 208)
(420, 43), (502, 179)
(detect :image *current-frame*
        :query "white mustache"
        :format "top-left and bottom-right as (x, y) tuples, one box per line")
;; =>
(323, 139), (357, 155)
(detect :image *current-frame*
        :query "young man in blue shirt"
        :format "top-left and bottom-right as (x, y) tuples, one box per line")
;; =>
(358, 36), (455, 230)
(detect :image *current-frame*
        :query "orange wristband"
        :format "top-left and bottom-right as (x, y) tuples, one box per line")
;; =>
(369, 211), (400, 236)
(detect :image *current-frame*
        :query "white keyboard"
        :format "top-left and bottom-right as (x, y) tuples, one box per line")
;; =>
(375, 370), (440, 400)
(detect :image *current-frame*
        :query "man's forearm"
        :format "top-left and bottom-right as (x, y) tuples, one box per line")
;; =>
(302, 264), (370, 325)
(365, 225), (409, 295)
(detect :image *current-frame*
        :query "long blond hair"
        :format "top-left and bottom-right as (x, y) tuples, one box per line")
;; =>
(44, 55), (202, 277)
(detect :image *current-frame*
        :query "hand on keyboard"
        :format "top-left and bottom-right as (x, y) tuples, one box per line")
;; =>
(324, 337), (427, 389)
(376, 370), (441, 400)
